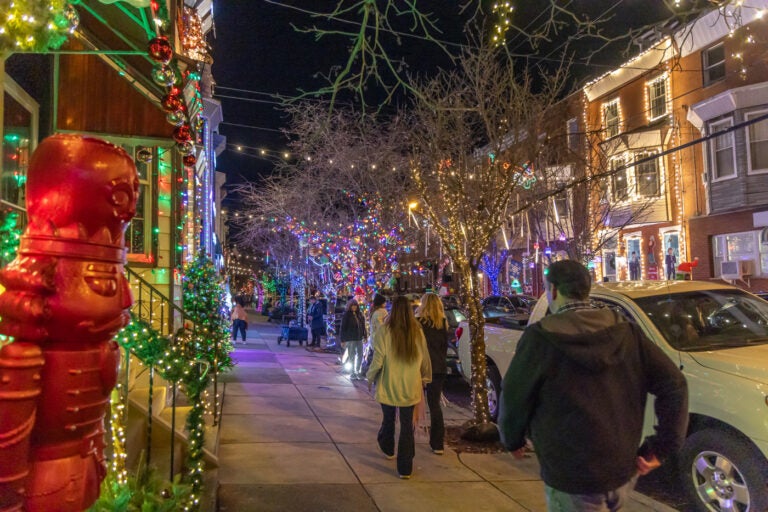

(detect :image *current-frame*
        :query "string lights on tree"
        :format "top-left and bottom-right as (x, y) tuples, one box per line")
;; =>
(0, 0), (78, 52)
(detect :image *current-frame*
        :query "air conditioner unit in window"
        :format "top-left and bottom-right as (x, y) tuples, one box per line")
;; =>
(720, 259), (754, 284)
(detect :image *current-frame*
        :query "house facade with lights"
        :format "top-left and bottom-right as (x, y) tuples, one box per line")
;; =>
(675, 4), (768, 291)
(583, 39), (679, 283)
(0, 0), (224, 304)
(579, 0), (768, 291)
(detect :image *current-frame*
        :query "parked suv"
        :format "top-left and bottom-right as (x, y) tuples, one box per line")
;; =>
(458, 281), (768, 512)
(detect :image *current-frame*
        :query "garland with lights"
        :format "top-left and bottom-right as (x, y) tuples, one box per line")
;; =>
(479, 249), (508, 296)
(109, 315), (218, 511)
(0, 0), (78, 53)
(0, 210), (22, 267)
(182, 253), (234, 374)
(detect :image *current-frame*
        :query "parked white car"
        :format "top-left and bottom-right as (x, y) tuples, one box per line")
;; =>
(457, 280), (768, 512)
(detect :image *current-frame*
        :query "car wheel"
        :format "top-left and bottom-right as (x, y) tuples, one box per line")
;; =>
(486, 363), (502, 422)
(680, 428), (768, 512)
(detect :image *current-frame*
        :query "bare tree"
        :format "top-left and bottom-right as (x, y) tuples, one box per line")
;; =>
(403, 40), (569, 438)
(233, 104), (414, 297)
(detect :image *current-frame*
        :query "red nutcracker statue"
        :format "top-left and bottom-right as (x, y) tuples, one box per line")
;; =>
(0, 135), (138, 511)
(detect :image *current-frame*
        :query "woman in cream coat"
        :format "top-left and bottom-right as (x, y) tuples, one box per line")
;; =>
(366, 296), (431, 479)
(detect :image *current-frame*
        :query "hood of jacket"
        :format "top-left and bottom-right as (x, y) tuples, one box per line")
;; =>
(534, 308), (634, 372)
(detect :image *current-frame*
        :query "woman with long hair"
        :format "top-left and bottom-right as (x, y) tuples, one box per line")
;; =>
(415, 292), (449, 454)
(339, 298), (367, 378)
(366, 296), (431, 479)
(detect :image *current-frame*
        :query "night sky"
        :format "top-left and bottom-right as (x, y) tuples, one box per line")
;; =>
(211, 1), (674, 204)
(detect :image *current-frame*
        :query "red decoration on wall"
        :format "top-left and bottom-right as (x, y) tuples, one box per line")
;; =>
(0, 135), (138, 511)
(183, 153), (197, 167)
(148, 36), (173, 64)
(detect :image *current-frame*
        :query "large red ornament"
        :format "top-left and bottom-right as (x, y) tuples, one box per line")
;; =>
(183, 154), (197, 167)
(0, 135), (138, 511)
(161, 91), (184, 113)
(148, 36), (173, 65)
(173, 124), (192, 144)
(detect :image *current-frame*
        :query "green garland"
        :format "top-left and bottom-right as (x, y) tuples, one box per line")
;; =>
(112, 317), (210, 510)
(0, 209), (21, 268)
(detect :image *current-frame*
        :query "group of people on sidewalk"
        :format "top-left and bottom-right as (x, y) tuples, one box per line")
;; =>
(230, 261), (689, 511)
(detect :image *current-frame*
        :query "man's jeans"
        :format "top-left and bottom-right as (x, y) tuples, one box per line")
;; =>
(377, 404), (415, 476)
(545, 475), (638, 512)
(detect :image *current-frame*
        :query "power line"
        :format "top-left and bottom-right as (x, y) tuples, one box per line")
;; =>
(221, 121), (284, 133)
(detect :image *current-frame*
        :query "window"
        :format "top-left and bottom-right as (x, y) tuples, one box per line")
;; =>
(2, 78), (38, 209)
(634, 152), (660, 197)
(121, 145), (153, 256)
(712, 230), (765, 277)
(604, 100), (619, 138)
(708, 119), (736, 180)
(746, 110), (768, 173)
(567, 117), (580, 152)
(610, 157), (628, 201)
(554, 195), (568, 218)
(703, 43), (726, 86)
(648, 77), (667, 120)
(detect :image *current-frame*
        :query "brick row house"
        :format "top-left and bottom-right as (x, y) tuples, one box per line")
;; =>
(579, 1), (768, 291)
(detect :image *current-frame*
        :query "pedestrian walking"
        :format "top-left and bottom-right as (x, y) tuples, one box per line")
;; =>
(307, 294), (326, 347)
(415, 292), (449, 455)
(231, 297), (247, 344)
(498, 260), (688, 512)
(366, 296), (431, 479)
(665, 247), (677, 280)
(339, 298), (367, 378)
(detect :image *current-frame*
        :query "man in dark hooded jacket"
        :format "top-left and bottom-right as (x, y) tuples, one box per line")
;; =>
(498, 260), (688, 511)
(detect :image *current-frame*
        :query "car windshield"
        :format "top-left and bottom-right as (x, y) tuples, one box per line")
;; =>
(634, 290), (768, 351)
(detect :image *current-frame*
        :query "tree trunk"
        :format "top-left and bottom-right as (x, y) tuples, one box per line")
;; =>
(458, 260), (499, 441)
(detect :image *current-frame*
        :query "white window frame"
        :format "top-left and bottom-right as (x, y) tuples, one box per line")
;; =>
(633, 151), (661, 198)
(604, 100), (620, 138)
(610, 156), (629, 202)
(745, 109), (768, 175)
(2, 76), (39, 209)
(712, 230), (765, 277)
(702, 43), (726, 87)
(708, 118), (737, 182)
(647, 76), (668, 121)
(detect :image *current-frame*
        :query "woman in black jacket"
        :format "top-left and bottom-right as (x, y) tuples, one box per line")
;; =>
(415, 292), (449, 454)
(340, 299), (367, 379)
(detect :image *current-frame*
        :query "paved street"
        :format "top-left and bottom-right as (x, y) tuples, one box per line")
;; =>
(214, 312), (678, 512)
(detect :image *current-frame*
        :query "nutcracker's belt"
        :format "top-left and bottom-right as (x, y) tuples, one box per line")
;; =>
(20, 236), (126, 264)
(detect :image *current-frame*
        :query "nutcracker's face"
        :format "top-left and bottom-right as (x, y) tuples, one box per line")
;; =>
(25, 134), (139, 245)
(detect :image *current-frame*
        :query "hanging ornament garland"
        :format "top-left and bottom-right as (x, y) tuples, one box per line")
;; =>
(146, 1), (203, 160)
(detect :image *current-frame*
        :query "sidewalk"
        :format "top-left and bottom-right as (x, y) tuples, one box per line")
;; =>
(215, 312), (677, 512)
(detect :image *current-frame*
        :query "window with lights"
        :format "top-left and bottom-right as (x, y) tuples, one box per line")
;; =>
(120, 145), (154, 260)
(604, 100), (620, 138)
(610, 156), (628, 201)
(648, 77), (667, 120)
(634, 152), (660, 198)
